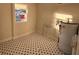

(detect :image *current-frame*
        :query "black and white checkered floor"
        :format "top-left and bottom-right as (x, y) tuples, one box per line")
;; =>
(0, 33), (63, 55)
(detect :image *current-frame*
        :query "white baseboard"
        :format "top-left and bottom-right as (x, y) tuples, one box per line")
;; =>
(13, 31), (34, 39)
(0, 31), (34, 43)
(0, 37), (12, 43)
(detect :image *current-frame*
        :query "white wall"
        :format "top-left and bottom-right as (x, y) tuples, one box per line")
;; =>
(13, 4), (37, 39)
(36, 3), (79, 41)
(0, 3), (37, 42)
(0, 4), (12, 42)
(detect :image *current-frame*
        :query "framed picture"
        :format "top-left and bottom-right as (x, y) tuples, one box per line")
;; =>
(15, 8), (27, 23)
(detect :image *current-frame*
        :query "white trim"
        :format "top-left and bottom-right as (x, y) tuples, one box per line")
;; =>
(0, 37), (12, 43)
(13, 31), (34, 39)
(0, 31), (34, 43)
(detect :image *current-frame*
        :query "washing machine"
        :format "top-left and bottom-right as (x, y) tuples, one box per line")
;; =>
(58, 22), (78, 54)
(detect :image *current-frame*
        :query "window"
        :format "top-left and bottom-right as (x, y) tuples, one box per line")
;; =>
(54, 13), (73, 30)
(55, 13), (72, 23)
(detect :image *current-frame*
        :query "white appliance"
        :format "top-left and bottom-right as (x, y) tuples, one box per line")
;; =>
(75, 31), (79, 55)
(58, 22), (78, 54)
